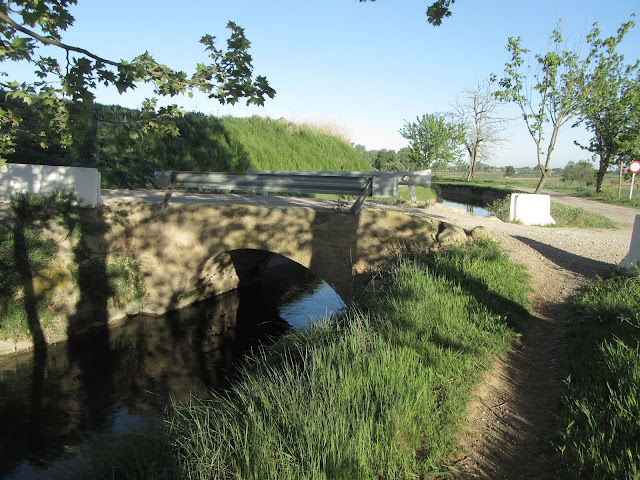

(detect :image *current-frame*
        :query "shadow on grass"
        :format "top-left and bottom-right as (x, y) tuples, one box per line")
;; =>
(10, 198), (49, 457)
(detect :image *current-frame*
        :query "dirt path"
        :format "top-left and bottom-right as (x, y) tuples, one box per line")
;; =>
(405, 199), (638, 479)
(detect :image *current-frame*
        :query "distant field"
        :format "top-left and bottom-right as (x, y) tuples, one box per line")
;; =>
(434, 171), (640, 209)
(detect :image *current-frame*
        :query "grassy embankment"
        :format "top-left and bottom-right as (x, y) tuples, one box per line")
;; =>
(9, 109), (373, 188)
(9, 108), (436, 202)
(560, 274), (640, 478)
(434, 171), (640, 209)
(67, 240), (531, 480)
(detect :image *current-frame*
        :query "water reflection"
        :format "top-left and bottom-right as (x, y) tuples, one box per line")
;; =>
(439, 199), (491, 217)
(0, 254), (345, 479)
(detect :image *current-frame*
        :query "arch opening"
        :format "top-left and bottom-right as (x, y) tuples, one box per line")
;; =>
(200, 248), (346, 329)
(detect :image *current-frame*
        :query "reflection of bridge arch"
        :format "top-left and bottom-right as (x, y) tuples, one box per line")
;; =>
(108, 203), (447, 316)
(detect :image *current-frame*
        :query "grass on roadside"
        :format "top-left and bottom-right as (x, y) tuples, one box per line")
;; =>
(70, 239), (531, 480)
(560, 274), (640, 479)
(486, 195), (618, 229)
(549, 203), (618, 229)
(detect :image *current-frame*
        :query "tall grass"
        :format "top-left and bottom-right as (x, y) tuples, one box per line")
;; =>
(560, 274), (640, 478)
(70, 240), (530, 480)
(219, 116), (370, 172)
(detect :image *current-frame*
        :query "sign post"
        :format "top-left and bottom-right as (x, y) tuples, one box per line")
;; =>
(630, 161), (640, 200)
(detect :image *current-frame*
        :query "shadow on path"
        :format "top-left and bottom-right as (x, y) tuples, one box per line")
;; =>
(513, 235), (615, 278)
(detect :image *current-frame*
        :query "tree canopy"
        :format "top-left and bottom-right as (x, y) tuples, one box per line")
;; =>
(399, 113), (464, 170)
(453, 78), (507, 181)
(0, 0), (275, 162)
(573, 19), (640, 193)
(494, 20), (636, 193)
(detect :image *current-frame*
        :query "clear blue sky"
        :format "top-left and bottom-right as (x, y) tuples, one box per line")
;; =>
(6, 0), (640, 167)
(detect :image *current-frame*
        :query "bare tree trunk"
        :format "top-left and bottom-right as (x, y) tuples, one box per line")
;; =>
(534, 169), (551, 193)
(466, 157), (476, 181)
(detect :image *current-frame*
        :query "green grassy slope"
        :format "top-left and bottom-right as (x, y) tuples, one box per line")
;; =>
(8, 106), (373, 188)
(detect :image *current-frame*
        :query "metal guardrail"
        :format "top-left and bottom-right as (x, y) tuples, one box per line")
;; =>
(247, 169), (432, 202)
(154, 169), (431, 213)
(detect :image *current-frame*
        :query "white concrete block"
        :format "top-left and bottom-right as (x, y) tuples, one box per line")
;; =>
(619, 214), (640, 273)
(509, 193), (555, 226)
(0, 163), (102, 207)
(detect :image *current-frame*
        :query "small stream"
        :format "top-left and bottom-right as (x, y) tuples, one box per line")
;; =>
(438, 199), (491, 217)
(0, 253), (345, 479)
(435, 184), (506, 217)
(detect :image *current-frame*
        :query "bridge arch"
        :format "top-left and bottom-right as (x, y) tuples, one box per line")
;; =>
(105, 202), (449, 317)
(197, 248), (341, 301)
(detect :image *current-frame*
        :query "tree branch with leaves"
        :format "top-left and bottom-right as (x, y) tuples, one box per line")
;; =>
(0, 0), (275, 162)
(495, 19), (636, 194)
(494, 26), (587, 193)
(359, 0), (455, 26)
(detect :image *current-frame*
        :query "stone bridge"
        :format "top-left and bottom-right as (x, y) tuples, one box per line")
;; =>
(100, 202), (482, 317)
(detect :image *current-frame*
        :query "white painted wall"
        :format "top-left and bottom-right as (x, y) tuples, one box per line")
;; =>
(0, 163), (102, 207)
(509, 193), (555, 226)
(619, 214), (640, 273)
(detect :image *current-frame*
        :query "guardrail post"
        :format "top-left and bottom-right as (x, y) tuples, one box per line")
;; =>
(349, 178), (373, 214)
(409, 185), (417, 202)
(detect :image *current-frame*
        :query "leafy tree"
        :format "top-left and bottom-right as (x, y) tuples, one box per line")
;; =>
(573, 20), (640, 193)
(0, 0), (275, 163)
(495, 26), (588, 193)
(504, 165), (515, 177)
(399, 113), (464, 170)
(359, 0), (455, 26)
(397, 147), (414, 170)
(373, 148), (396, 170)
(453, 78), (508, 181)
(495, 20), (635, 194)
(562, 160), (596, 186)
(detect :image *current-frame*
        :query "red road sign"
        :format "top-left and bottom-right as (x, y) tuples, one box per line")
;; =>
(630, 161), (640, 174)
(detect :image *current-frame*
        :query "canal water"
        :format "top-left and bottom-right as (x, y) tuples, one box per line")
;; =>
(435, 184), (506, 218)
(0, 253), (345, 479)
(438, 198), (491, 217)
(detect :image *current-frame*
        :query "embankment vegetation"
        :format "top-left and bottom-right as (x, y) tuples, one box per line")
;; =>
(6, 103), (373, 188)
(67, 239), (531, 479)
(560, 274), (640, 478)
(0, 192), (144, 343)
